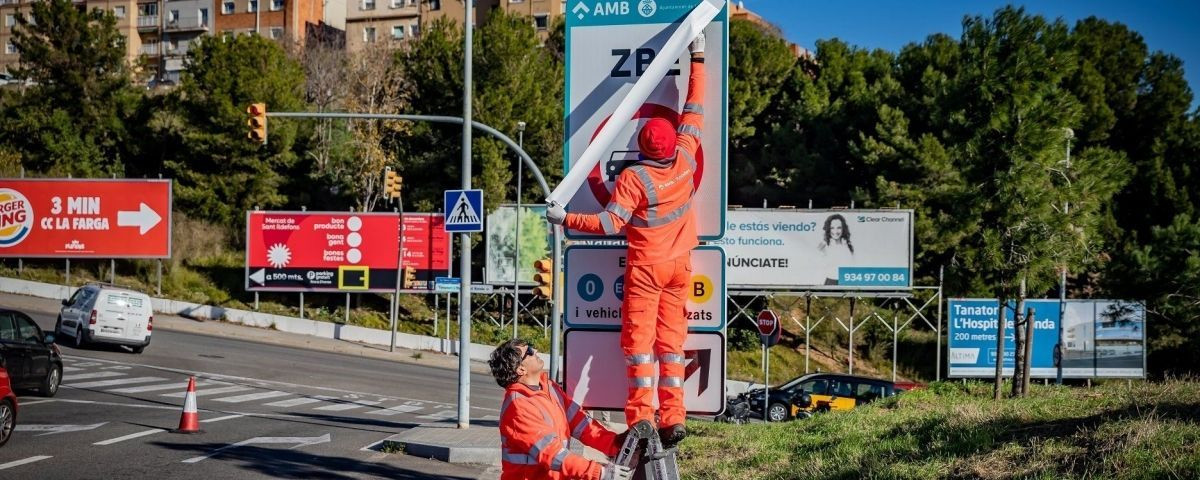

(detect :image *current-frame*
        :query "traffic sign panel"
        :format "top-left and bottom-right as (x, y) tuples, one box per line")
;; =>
(0, 179), (172, 258)
(564, 328), (725, 414)
(757, 309), (781, 347)
(245, 211), (399, 292)
(563, 245), (725, 331)
(564, 0), (728, 240)
(443, 189), (483, 232)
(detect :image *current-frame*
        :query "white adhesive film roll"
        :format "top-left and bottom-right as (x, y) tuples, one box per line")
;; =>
(547, 0), (724, 207)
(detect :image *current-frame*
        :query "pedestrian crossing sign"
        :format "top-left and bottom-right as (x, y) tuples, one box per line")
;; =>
(443, 189), (484, 232)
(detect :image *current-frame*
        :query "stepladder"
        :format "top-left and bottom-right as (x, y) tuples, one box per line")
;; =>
(614, 420), (681, 480)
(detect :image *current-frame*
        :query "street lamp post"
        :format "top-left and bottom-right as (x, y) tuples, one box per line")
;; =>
(513, 121), (525, 338)
(1057, 127), (1073, 385)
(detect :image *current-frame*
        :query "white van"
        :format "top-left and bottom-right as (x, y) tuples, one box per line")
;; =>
(57, 283), (153, 353)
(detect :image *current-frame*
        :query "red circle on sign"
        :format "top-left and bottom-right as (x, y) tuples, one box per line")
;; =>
(757, 310), (779, 336)
(585, 103), (705, 206)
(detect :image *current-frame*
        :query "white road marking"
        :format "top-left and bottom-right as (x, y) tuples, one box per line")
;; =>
(366, 404), (423, 416)
(314, 400), (382, 411)
(0, 456), (53, 470)
(263, 396), (331, 408)
(71, 362), (102, 367)
(94, 428), (166, 445)
(15, 422), (108, 436)
(64, 371), (126, 381)
(201, 414), (246, 423)
(161, 385), (251, 398)
(417, 410), (457, 421)
(15, 399), (56, 407)
(213, 391), (292, 403)
(107, 380), (223, 394)
(182, 434), (331, 464)
(61, 366), (83, 372)
(66, 376), (167, 389)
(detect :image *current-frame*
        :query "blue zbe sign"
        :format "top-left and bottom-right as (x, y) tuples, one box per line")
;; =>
(948, 299), (1061, 378)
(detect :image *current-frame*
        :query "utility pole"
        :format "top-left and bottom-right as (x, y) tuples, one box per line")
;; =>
(512, 121), (525, 338)
(457, 0), (474, 430)
(1057, 127), (1073, 385)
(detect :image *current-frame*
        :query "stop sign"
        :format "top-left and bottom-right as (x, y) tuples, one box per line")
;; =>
(756, 310), (779, 336)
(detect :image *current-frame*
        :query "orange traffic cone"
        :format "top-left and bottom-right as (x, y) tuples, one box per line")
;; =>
(171, 376), (203, 434)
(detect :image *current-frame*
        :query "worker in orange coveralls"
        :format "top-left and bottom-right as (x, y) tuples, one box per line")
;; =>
(546, 32), (707, 449)
(489, 339), (634, 480)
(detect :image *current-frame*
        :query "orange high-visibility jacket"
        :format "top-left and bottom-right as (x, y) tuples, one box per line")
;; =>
(566, 57), (705, 265)
(500, 372), (619, 480)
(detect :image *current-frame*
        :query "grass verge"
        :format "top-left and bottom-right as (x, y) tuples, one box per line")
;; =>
(679, 379), (1200, 479)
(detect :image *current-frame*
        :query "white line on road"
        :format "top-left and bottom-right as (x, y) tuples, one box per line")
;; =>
(66, 376), (168, 389)
(212, 391), (291, 404)
(181, 434), (331, 464)
(0, 456), (53, 470)
(201, 414), (246, 423)
(107, 380), (224, 394)
(64, 371), (126, 381)
(366, 404), (423, 416)
(15, 399), (56, 407)
(94, 428), (166, 445)
(262, 396), (332, 408)
(61, 366), (83, 372)
(417, 410), (458, 421)
(314, 400), (381, 411)
(161, 385), (251, 398)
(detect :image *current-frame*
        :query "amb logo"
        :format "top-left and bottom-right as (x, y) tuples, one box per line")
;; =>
(0, 188), (33, 247)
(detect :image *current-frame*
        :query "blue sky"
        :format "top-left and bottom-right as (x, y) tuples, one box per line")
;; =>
(741, 0), (1200, 111)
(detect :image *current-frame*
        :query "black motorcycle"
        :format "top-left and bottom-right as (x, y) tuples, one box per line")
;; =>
(713, 392), (753, 424)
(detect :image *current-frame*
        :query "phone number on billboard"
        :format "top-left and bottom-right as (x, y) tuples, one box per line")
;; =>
(841, 272), (906, 283)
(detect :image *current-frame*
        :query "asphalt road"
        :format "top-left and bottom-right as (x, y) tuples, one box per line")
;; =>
(0, 293), (506, 479)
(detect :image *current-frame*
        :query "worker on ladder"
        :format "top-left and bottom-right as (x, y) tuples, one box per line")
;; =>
(547, 31), (707, 449)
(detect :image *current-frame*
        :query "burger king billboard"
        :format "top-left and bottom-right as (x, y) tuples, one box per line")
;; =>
(0, 179), (172, 258)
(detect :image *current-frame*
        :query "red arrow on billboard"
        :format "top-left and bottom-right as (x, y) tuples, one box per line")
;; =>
(683, 348), (711, 395)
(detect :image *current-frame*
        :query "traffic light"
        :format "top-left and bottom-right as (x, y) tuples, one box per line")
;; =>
(402, 266), (417, 289)
(384, 169), (402, 200)
(246, 103), (267, 144)
(532, 257), (553, 299)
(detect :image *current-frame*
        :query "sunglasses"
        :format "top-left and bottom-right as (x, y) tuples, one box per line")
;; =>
(524, 346), (538, 359)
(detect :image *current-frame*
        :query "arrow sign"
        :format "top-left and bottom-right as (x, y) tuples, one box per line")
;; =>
(571, 1), (589, 18)
(16, 422), (108, 436)
(683, 348), (711, 395)
(117, 202), (162, 235)
(182, 433), (331, 463)
(249, 269), (266, 285)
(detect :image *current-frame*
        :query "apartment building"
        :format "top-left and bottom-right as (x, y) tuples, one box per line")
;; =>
(345, 0), (418, 52)
(213, 0), (322, 43)
(494, 0), (565, 34)
(419, 0), (493, 28)
(0, 0), (34, 76)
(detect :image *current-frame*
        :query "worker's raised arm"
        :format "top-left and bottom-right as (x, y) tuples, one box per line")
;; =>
(676, 33), (706, 156)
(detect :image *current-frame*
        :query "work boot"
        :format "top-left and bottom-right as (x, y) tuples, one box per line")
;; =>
(658, 423), (686, 449)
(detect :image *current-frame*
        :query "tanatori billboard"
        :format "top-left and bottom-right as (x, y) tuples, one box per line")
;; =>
(711, 209), (913, 289)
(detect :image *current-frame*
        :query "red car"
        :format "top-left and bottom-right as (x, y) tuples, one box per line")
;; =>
(0, 363), (16, 447)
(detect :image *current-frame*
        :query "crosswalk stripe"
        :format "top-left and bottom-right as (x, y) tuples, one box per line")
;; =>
(200, 414), (245, 423)
(94, 429), (165, 446)
(66, 377), (167, 389)
(417, 410), (457, 421)
(314, 400), (382, 411)
(212, 391), (291, 404)
(263, 396), (330, 408)
(107, 380), (223, 394)
(64, 371), (126, 381)
(0, 456), (53, 470)
(61, 366), (83, 373)
(366, 404), (423, 416)
(161, 385), (250, 398)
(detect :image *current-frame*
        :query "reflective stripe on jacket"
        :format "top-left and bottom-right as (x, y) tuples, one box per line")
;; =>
(500, 372), (619, 480)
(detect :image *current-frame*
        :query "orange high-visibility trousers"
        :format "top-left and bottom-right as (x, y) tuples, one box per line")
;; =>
(621, 252), (691, 427)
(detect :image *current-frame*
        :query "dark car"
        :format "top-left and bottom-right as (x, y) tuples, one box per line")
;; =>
(744, 373), (905, 422)
(0, 309), (63, 397)
(0, 363), (16, 447)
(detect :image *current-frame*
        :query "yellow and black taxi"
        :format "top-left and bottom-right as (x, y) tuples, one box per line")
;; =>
(747, 373), (910, 422)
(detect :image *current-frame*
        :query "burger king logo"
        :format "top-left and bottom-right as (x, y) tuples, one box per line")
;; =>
(0, 188), (34, 247)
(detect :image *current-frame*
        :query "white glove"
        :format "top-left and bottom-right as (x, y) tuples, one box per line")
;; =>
(689, 32), (705, 55)
(546, 203), (566, 225)
(601, 464), (634, 480)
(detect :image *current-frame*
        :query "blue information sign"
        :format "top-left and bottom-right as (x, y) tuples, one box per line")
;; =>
(443, 189), (483, 232)
(947, 299), (1061, 378)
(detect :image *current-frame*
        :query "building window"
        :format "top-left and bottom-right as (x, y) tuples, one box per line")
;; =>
(199, 8), (208, 26)
(114, 6), (126, 18)
(408, 0), (416, 5)
(429, 0), (439, 10)
(5, 42), (15, 55)
(509, 0), (522, 3)
(363, 26), (375, 43)
(4, 14), (14, 27)
(248, 0), (258, 13)
(269, 26), (283, 39)
(222, 1), (234, 14)
(271, 0), (283, 10)
(410, 23), (419, 37)
(389, 0), (400, 8)
(168, 9), (179, 22)
(533, 13), (547, 30)
(361, 0), (375, 9)
(391, 25), (404, 39)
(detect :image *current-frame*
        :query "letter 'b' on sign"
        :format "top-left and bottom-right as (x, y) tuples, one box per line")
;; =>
(690, 274), (712, 304)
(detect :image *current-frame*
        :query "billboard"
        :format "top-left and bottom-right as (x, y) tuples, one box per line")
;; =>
(711, 209), (913, 289)
(564, 0), (728, 240)
(400, 213), (451, 290)
(484, 205), (552, 286)
(245, 211), (400, 292)
(948, 299), (1145, 378)
(0, 178), (172, 258)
